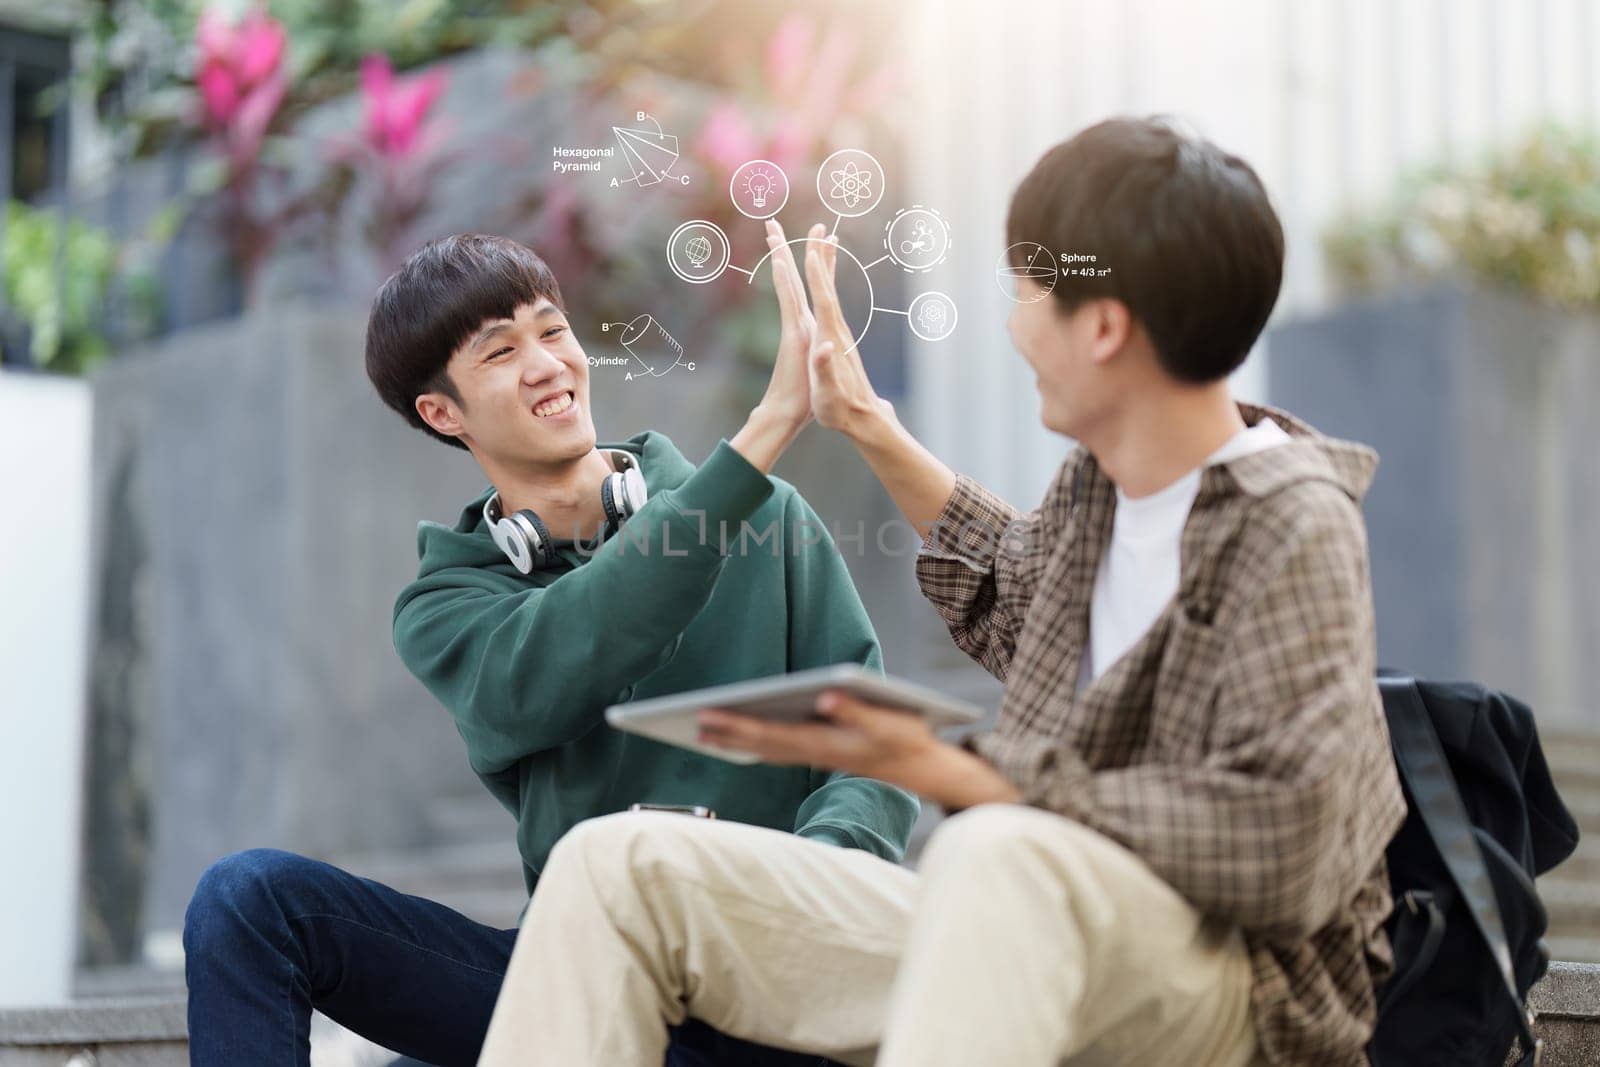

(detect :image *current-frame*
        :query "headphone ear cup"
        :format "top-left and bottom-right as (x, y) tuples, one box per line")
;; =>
(488, 513), (532, 574)
(620, 466), (648, 517)
(600, 472), (623, 527)
(489, 508), (551, 574)
(511, 509), (553, 571)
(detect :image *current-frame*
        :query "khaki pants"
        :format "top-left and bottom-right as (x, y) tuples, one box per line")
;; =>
(479, 804), (1260, 1067)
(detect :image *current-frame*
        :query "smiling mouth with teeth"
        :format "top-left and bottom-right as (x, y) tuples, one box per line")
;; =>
(534, 391), (575, 418)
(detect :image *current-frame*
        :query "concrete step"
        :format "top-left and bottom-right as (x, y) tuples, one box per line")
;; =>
(423, 792), (517, 843)
(410, 887), (528, 931)
(1522, 961), (1600, 1065)
(1548, 936), (1600, 966)
(1543, 849), (1600, 886)
(331, 839), (528, 930)
(13, 965), (1598, 1066)
(335, 839), (525, 891)
(0, 996), (403, 1067)
(72, 965), (186, 1000)
(1554, 790), (1600, 832)
(1540, 881), (1600, 931)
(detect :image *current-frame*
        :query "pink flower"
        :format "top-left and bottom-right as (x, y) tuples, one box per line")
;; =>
(359, 55), (449, 159)
(696, 102), (759, 173)
(194, 6), (287, 129)
(765, 14), (814, 101)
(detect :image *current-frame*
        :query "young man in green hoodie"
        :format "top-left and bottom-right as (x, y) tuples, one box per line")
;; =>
(180, 220), (917, 1067)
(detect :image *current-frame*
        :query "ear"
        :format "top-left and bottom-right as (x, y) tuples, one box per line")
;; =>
(1088, 299), (1134, 367)
(415, 392), (467, 442)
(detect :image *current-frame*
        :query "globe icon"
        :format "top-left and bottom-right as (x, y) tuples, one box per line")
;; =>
(685, 235), (713, 268)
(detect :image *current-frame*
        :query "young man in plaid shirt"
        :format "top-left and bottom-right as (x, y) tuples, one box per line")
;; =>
(479, 117), (1407, 1067)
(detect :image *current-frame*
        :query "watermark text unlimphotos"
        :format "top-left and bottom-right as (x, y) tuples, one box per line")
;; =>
(555, 513), (1031, 560)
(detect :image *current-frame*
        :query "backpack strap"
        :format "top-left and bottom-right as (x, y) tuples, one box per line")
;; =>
(1379, 675), (1542, 1065)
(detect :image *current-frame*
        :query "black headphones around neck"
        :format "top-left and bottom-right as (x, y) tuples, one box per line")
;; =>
(483, 449), (649, 574)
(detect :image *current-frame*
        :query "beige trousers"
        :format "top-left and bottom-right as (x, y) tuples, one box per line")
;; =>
(478, 804), (1260, 1067)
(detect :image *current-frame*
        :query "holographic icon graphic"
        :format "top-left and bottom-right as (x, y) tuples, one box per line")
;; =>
(600, 314), (695, 379)
(730, 159), (790, 219)
(883, 206), (951, 272)
(685, 235), (712, 267)
(996, 241), (1058, 303)
(907, 291), (958, 342)
(612, 113), (687, 187)
(816, 148), (886, 218)
(667, 220), (732, 283)
(832, 162), (870, 206)
(666, 151), (954, 355)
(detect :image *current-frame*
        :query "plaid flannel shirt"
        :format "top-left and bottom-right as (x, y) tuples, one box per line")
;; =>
(915, 403), (1406, 1066)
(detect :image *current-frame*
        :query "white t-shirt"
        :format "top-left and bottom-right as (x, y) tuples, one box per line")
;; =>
(1077, 420), (1291, 691)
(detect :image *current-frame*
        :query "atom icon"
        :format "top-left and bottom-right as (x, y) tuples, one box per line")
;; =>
(830, 161), (872, 209)
(816, 149), (885, 218)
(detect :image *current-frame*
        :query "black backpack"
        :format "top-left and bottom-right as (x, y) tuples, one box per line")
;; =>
(1369, 674), (1581, 1066)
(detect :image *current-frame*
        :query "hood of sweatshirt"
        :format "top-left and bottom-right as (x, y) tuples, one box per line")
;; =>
(411, 430), (698, 579)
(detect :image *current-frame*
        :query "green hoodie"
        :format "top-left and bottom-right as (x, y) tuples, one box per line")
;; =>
(393, 430), (918, 892)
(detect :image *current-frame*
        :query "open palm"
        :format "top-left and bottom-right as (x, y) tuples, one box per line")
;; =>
(803, 227), (885, 431)
(758, 219), (816, 429)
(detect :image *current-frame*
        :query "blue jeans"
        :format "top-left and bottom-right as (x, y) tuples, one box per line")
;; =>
(183, 848), (832, 1066)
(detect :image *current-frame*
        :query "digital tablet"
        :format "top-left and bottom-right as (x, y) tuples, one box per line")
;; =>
(605, 663), (986, 764)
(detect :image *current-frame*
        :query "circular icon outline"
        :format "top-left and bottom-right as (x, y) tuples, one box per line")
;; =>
(668, 219), (733, 284)
(883, 205), (952, 273)
(995, 241), (1057, 303)
(907, 290), (958, 342)
(816, 148), (887, 219)
(729, 159), (791, 220)
(747, 236), (876, 355)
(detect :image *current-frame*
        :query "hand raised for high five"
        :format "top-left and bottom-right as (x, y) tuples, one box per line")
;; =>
(802, 225), (890, 437)
(756, 218), (816, 431)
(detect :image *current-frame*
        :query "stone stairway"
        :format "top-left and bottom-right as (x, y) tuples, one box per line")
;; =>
(1539, 729), (1600, 965)
(6, 722), (1595, 1064)
(0, 791), (529, 1067)
(331, 791), (528, 932)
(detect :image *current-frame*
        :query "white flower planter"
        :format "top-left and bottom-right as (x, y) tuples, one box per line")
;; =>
(0, 370), (92, 1005)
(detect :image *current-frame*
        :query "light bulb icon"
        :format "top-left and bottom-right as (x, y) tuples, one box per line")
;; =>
(730, 160), (789, 219)
(747, 170), (772, 208)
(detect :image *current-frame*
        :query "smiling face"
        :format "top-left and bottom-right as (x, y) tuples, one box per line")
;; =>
(414, 299), (597, 468)
(1006, 281), (1137, 438)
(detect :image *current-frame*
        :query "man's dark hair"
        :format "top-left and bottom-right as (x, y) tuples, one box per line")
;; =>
(1006, 116), (1284, 383)
(365, 234), (565, 450)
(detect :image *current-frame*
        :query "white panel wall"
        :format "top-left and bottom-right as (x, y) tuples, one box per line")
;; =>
(902, 0), (1600, 507)
(0, 372), (91, 1005)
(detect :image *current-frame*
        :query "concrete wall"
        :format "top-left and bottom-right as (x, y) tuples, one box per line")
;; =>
(82, 308), (486, 961)
(1269, 284), (1600, 725)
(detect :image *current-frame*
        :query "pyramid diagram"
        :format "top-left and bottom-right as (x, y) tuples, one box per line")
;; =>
(612, 121), (681, 186)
